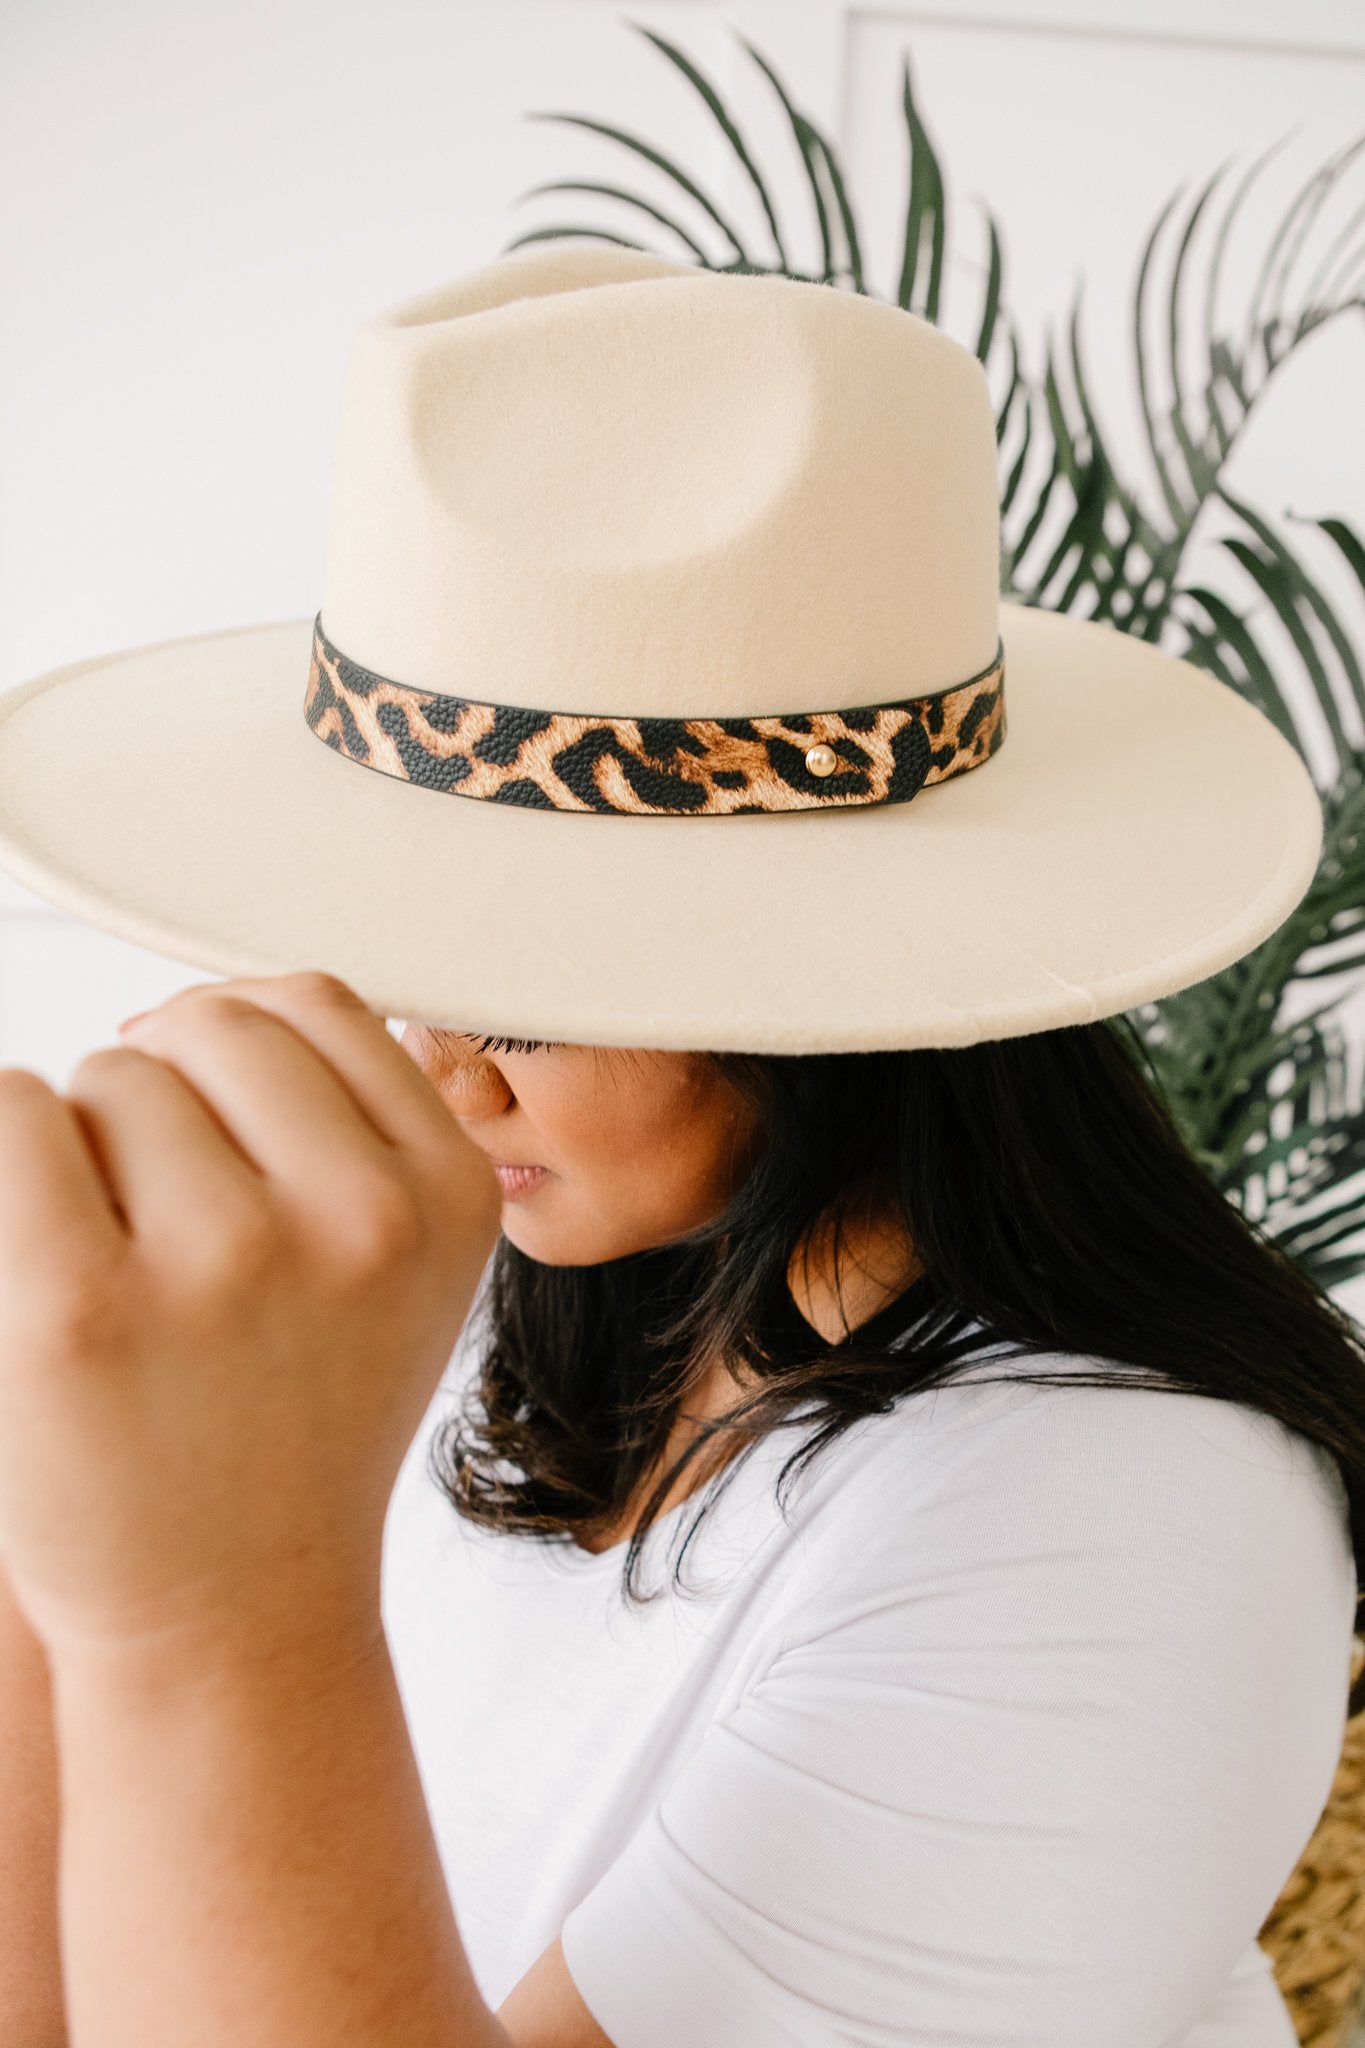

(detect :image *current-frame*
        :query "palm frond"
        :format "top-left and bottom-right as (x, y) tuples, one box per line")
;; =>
(1135, 183), (1200, 530)
(1172, 581), (1307, 747)
(624, 22), (790, 271)
(972, 204), (1004, 366)
(732, 33), (840, 285)
(509, 181), (715, 262)
(896, 51), (946, 321)
(515, 111), (753, 263)
(500, 224), (656, 258)
(1214, 487), (1365, 775)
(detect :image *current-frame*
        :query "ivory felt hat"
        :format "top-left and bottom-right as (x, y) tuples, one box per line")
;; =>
(0, 241), (1323, 1053)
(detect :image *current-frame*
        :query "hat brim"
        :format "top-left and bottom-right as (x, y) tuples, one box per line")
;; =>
(0, 603), (1322, 1051)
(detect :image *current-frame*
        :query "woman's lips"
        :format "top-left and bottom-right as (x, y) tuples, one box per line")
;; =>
(490, 1161), (550, 1199)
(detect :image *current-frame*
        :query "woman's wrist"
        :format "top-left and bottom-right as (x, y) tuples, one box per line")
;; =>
(48, 1604), (388, 1719)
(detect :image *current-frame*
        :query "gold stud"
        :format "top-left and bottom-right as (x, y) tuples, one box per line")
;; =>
(805, 742), (838, 778)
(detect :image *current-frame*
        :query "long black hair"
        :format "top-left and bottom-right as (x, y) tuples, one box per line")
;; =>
(429, 1012), (1365, 1681)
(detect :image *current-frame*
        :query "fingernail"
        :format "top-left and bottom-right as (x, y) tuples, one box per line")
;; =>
(117, 1009), (152, 1034)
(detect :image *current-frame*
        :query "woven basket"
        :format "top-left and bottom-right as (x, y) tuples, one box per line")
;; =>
(1259, 1635), (1365, 2046)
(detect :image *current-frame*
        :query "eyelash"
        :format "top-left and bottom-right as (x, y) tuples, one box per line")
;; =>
(470, 1035), (557, 1055)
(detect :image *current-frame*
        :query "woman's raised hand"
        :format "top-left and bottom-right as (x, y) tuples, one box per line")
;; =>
(0, 971), (502, 1674)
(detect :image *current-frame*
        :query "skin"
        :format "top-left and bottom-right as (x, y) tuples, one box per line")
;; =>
(397, 1026), (768, 1270)
(400, 1024), (923, 1549)
(0, 976), (919, 2048)
(399, 1022), (922, 1345)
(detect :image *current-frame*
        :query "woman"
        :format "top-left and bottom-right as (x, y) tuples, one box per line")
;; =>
(0, 241), (1358, 2048)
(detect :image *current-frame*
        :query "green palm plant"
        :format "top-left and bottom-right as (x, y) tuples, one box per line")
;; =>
(502, 20), (1365, 1289)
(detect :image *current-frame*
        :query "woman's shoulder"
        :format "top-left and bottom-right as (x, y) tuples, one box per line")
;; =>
(823, 1328), (1348, 1499)
(766, 1338), (1354, 1634)
(559, 1348), (1359, 2048)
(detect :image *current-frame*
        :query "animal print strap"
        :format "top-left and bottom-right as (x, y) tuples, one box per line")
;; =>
(303, 613), (1006, 817)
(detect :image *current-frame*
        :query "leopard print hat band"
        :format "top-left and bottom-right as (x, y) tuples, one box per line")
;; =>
(303, 613), (1007, 818)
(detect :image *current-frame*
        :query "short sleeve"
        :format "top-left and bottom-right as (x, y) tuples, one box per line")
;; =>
(559, 1378), (1357, 2048)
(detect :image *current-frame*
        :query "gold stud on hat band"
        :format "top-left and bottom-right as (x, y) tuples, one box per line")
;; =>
(303, 614), (1006, 818)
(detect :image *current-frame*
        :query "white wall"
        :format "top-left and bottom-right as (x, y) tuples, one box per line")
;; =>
(2, 0), (1364, 1302)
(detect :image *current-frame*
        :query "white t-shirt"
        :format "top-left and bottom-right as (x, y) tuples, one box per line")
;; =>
(380, 1288), (1358, 2048)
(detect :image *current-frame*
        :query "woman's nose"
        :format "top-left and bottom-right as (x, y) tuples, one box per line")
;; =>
(399, 1025), (513, 1112)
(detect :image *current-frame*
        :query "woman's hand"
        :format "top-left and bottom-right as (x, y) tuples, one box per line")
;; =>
(0, 971), (502, 1672)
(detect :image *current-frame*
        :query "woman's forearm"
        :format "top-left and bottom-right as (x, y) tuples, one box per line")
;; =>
(0, 1568), (67, 2046)
(49, 1618), (507, 2048)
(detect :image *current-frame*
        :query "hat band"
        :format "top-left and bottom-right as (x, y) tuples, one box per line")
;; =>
(303, 613), (1006, 818)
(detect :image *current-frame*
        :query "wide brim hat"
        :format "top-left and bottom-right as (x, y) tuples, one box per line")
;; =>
(0, 242), (1322, 1053)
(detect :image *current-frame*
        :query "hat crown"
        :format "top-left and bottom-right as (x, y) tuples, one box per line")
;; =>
(319, 243), (1002, 719)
